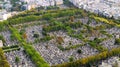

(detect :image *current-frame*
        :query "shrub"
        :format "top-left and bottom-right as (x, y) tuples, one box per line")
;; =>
(115, 38), (120, 45)
(15, 56), (20, 63)
(20, 29), (25, 35)
(94, 38), (102, 44)
(42, 31), (48, 36)
(40, 35), (52, 42)
(77, 49), (82, 54)
(88, 39), (107, 52)
(69, 56), (74, 62)
(33, 33), (39, 38)
(57, 45), (65, 51)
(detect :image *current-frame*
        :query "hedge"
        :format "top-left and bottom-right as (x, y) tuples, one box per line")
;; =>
(23, 44), (49, 67)
(0, 48), (10, 67)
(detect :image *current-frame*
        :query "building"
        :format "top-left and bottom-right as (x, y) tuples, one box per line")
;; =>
(0, 1), (4, 9)
(20, 0), (29, 3)
(3, 3), (12, 11)
(20, 0), (63, 10)
(27, 4), (37, 10)
(55, 0), (63, 5)
(69, 0), (120, 19)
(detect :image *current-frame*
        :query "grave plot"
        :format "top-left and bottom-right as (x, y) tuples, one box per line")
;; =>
(33, 32), (98, 65)
(98, 56), (120, 67)
(25, 25), (43, 43)
(0, 31), (19, 46)
(5, 48), (35, 67)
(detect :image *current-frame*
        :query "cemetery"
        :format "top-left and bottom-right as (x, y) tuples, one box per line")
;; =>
(0, 8), (120, 67)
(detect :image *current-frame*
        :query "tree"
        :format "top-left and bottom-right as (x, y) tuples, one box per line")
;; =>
(94, 38), (101, 44)
(56, 36), (64, 44)
(70, 16), (74, 22)
(42, 14), (52, 20)
(23, 33), (27, 39)
(0, 35), (6, 43)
